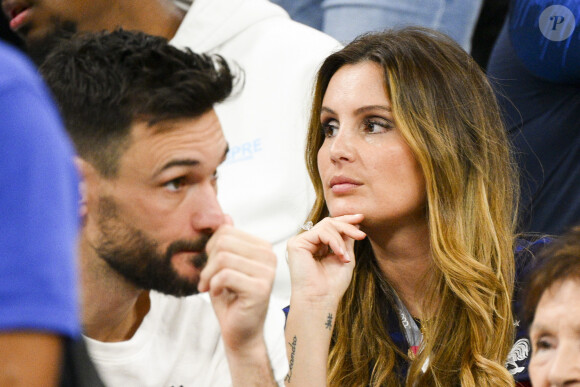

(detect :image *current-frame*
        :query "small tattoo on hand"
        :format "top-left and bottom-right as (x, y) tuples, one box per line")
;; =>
(325, 313), (333, 330)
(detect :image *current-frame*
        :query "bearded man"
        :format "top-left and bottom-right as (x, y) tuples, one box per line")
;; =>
(40, 29), (287, 386)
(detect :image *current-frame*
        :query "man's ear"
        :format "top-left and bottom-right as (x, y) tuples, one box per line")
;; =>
(74, 157), (99, 219)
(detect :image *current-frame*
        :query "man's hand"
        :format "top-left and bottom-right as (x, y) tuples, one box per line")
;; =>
(197, 220), (278, 385)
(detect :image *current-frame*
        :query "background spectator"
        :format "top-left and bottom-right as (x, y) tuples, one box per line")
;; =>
(524, 225), (580, 386)
(0, 40), (79, 387)
(271, 0), (484, 52)
(487, 0), (580, 235)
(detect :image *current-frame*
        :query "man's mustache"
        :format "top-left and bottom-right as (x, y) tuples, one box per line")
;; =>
(165, 235), (212, 269)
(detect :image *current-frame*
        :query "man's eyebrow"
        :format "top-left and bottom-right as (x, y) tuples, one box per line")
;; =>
(155, 159), (200, 177)
(154, 146), (229, 177)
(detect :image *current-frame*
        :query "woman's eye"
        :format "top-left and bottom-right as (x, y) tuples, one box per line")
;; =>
(164, 177), (186, 192)
(534, 337), (554, 352)
(364, 118), (393, 133)
(321, 120), (339, 138)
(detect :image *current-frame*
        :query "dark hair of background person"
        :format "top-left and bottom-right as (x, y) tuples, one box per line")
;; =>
(523, 225), (580, 325)
(39, 29), (235, 178)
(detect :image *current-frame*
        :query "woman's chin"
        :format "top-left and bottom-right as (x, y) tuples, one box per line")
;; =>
(328, 206), (365, 218)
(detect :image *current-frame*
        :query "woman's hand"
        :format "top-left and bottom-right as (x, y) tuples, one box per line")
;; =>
(286, 214), (366, 306)
(284, 214), (365, 386)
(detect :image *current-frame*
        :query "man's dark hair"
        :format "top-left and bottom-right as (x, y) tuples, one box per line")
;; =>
(40, 29), (234, 177)
(523, 225), (580, 325)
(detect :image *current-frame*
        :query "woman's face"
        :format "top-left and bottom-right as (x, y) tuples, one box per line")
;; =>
(529, 279), (580, 387)
(317, 61), (426, 230)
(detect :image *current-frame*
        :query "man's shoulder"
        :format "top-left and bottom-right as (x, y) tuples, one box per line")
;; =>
(85, 293), (287, 386)
(84, 293), (223, 386)
(150, 292), (286, 341)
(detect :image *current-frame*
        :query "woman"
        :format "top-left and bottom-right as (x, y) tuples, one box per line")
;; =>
(524, 225), (580, 387)
(285, 28), (522, 386)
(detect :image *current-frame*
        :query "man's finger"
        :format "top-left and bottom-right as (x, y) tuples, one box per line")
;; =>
(206, 225), (272, 256)
(208, 269), (272, 302)
(198, 251), (276, 292)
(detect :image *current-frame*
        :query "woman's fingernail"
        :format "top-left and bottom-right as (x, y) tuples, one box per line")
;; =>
(344, 251), (351, 263)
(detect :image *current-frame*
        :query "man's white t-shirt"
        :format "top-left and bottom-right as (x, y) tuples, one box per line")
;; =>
(85, 291), (288, 386)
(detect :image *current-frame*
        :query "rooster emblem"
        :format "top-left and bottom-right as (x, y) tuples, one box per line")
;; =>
(505, 338), (530, 375)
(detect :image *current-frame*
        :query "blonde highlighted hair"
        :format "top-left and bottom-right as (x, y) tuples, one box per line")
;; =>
(305, 28), (519, 386)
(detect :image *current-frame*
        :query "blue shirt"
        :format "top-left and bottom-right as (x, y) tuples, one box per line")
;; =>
(0, 41), (80, 337)
(487, 0), (580, 235)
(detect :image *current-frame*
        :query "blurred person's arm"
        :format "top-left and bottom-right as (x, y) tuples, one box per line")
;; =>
(0, 42), (81, 387)
(0, 332), (62, 387)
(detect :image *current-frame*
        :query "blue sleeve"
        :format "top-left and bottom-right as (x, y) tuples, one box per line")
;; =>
(486, 3), (580, 235)
(0, 42), (81, 338)
(508, 0), (580, 83)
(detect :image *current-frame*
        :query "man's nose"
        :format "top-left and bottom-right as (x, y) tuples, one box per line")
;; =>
(190, 181), (225, 234)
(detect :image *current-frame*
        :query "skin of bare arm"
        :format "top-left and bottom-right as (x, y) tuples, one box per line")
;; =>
(284, 214), (366, 386)
(0, 332), (62, 387)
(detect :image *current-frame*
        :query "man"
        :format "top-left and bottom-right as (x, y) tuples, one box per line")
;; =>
(487, 0), (579, 235)
(0, 39), (79, 386)
(1, 0), (339, 303)
(39, 30), (287, 386)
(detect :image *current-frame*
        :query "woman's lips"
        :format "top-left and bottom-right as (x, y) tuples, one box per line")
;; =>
(331, 183), (360, 194)
(329, 176), (362, 194)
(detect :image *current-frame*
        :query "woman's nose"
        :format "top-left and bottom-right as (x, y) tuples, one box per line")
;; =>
(329, 128), (355, 163)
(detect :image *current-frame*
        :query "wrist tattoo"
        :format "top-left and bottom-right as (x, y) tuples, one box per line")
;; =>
(284, 335), (297, 382)
(325, 313), (333, 330)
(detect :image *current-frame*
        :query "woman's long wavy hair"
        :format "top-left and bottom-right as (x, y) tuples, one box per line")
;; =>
(304, 28), (519, 386)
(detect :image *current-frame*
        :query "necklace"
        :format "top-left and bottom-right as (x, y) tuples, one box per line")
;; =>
(373, 267), (431, 381)
(392, 291), (423, 359)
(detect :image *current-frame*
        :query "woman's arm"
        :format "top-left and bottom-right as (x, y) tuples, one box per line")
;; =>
(284, 214), (366, 386)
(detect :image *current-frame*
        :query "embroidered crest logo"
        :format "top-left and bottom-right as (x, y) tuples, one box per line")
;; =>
(505, 338), (530, 375)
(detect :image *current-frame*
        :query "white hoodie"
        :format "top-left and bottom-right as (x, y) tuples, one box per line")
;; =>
(172, 0), (340, 303)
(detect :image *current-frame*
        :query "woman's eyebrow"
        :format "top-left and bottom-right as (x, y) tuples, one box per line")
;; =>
(354, 105), (391, 114)
(320, 105), (392, 115)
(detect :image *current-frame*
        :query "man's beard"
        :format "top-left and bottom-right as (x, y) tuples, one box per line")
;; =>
(25, 18), (77, 66)
(94, 197), (210, 297)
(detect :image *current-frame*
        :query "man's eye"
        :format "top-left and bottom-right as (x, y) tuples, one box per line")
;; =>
(164, 177), (186, 192)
